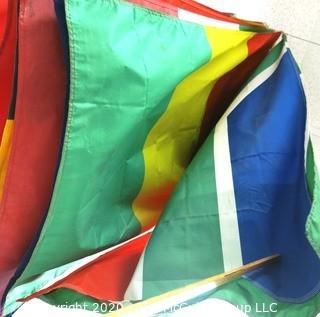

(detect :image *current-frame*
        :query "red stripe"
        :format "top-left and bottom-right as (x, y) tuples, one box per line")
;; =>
(0, 0), (18, 141)
(0, 0), (66, 301)
(198, 32), (281, 145)
(21, 232), (151, 303)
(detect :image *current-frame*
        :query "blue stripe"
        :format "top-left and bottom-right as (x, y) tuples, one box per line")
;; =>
(228, 51), (320, 301)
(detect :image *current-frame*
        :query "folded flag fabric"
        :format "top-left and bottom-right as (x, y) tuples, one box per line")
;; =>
(122, 40), (320, 316)
(0, 0), (66, 309)
(2, 1), (285, 312)
(19, 11), (320, 317)
(124, 41), (320, 301)
(0, 1), (319, 317)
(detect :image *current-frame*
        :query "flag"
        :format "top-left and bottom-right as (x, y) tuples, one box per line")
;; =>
(2, 0), (282, 314)
(122, 40), (320, 316)
(2, 1), (319, 317)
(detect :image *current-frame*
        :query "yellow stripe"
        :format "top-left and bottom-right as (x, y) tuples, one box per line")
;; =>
(133, 28), (254, 228)
(0, 120), (14, 200)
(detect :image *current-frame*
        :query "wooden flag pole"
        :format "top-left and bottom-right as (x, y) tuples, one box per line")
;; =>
(108, 254), (280, 316)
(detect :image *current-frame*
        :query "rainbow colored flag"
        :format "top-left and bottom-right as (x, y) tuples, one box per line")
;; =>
(0, 0), (319, 316)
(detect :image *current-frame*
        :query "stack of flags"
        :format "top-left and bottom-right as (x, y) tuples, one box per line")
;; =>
(0, 0), (319, 316)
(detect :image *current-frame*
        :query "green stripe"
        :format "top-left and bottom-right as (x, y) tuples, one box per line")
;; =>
(306, 140), (316, 198)
(143, 131), (224, 298)
(306, 140), (320, 257)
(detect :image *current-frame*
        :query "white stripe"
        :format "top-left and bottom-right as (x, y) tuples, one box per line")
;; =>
(214, 124), (243, 271)
(177, 9), (239, 29)
(124, 250), (146, 301)
(213, 46), (287, 271)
